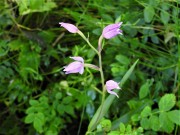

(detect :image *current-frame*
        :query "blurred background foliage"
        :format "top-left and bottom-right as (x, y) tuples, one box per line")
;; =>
(0, 0), (179, 135)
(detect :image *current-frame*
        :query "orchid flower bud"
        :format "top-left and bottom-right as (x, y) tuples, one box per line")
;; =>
(59, 22), (79, 33)
(63, 56), (84, 74)
(102, 22), (123, 39)
(105, 80), (121, 98)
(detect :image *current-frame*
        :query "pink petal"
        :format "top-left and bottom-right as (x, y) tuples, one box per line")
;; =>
(63, 62), (83, 71)
(102, 22), (123, 39)
(103, 23), (121, 34)
(59, 22), (79, 33)
(70, 56), (84, 63)
(103, 30), (121, 39)
(106, 80), (121, 91)
(107, 89), (119, 98)
(79, 66), (84, 74)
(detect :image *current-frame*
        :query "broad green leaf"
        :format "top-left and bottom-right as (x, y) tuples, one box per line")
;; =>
(15, 0), (56, 15)
(126, 125), (132, 133)
(107, 131), (120, 135)
(139, 81), (149, 99)
(88, 59), (139, 132)
(33, 112), (45, 133)
(86, 103), (95, 117)
(29, 100), (39, 106)
(29, 0), (44, 9)
(8, 40), (22, 51)
(100, 119), (111, 132)
(55, 92), (62, 100)
(167, 110), (180, 125)
(115, 54), (130, 65)
(26, 107), (36, 114)
(149, 0), (160, 6)
(144, 6), (155, 23)
(160, 11), (170, 24)
(63, 96), (73, 104)
(131, 114), (140, 122)
(137, 127), (143, 133)
(159, 112), (174, 133)
(141, 106), (151, 117)
(119, 123), (125, 133)
(64, 105), (75, 116)
(149, 115), (160, 131)
(158, 94), (176, 111)
(140, 117), (150, 130)
(46, 130), (58, 135)
(25, 113), (35, 123)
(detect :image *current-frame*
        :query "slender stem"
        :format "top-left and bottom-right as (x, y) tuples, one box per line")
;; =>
(87, 35), (106, 131)
(79, 32), (106, 133)
(98, 34), (106, 103)
(77, 31), (99, 54)
(92, 86), (103, 95)
(98, 53), (106, 102)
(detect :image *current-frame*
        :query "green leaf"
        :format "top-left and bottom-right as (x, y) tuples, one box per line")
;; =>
(25, 113), (35, 123)
(63, 96), (73, 104)
(141, 106), (151, 117)
(8, 40), (22, 51)
(119, 123), (125, 133)
(33, 112), (45, 133)
(149, 115), (160, 131)
(26, 107), (36, 114)
(29, 100), (39, 106)
(115, 54), (130, 65)
(139, 81), (150, 99)
(126, 125), (132, 133)
(131, 114), (140, 122)
(160, 11), (170, 24)
(88, 59), (139, 132)
(137, 127), (143, 133)
(100, 119), (111, 132)
(55, 92), (62, 100)
(159, 112), (174, 133)
(64, 105), (75, 116)
(167, 110), (180, 125)
(158, 94), (176, 111)
(16, 0), (56, 15)
(144, 6), (155, 23)
(108, 131), (120, 135)
(140, 117), (150, 130)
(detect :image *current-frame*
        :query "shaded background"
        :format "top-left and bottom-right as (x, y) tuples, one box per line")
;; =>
(0, 0), (179, 134)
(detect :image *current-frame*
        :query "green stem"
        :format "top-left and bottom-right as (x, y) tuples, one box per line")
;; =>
(77, 31), (99, 54)
(98, 53), (106, 102)
(92, 36), (106, 127)
(80, 32), (106, 133)
(98, 34), (106, 103)
(87, 35), (106, 132)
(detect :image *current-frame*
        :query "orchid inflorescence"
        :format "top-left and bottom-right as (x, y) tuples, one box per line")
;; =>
(59, 22), (123, 98)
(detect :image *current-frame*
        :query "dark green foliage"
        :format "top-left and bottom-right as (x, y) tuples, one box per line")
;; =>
(0, 0), (179, 134)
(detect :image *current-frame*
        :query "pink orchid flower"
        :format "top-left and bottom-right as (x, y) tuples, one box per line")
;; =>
(59, 22), (79, 33)
(63, 56), (84, 74)
(102, 22), (123, 39)
(105, 80), (121, 98)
